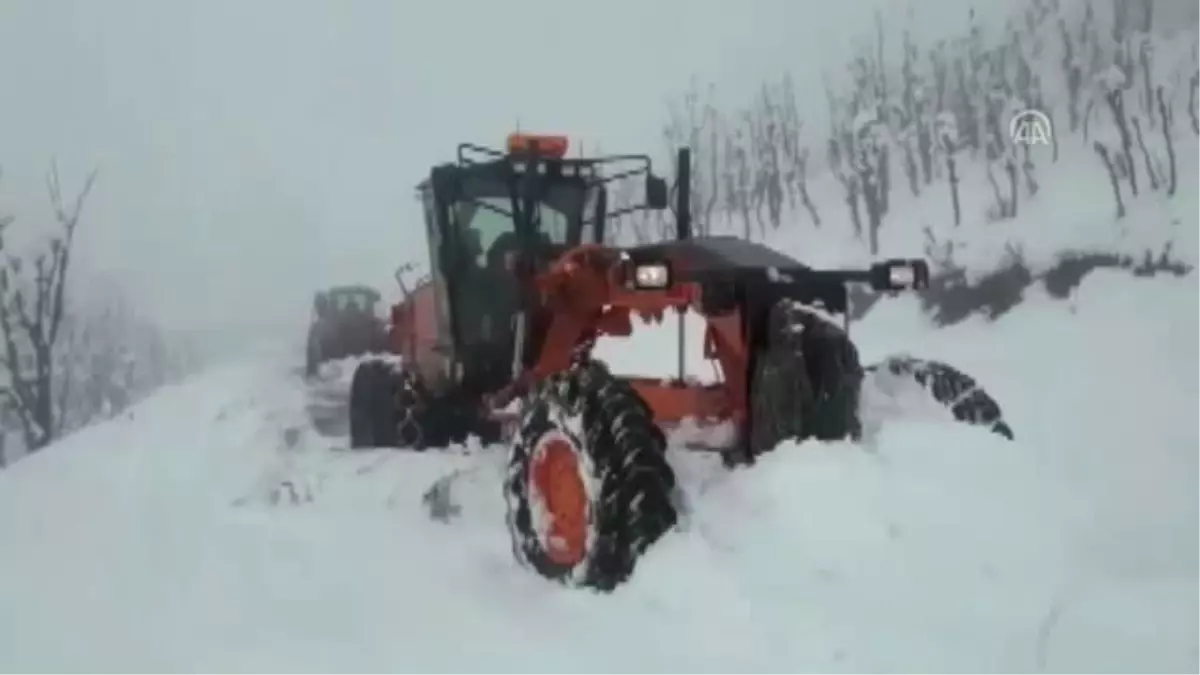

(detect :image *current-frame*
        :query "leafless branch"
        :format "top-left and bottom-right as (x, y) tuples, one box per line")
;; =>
(0, 164), (98, 451)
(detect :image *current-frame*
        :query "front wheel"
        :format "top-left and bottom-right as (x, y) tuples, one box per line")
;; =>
(504, 361), (678, 592)
(749, 299), (864, 458)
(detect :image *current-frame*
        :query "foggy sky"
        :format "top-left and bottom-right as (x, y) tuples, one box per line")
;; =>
(0, 0), (1010, 346)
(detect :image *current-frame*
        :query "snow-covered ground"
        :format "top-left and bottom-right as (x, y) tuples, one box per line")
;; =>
(0, 260), (1194, 672)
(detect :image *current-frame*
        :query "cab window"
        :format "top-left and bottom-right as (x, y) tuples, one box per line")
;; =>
(456, 197), (570, 267)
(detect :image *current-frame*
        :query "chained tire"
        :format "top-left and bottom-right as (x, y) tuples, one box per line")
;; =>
(865, 356), (1014, 439)
(504, 361), (678, 592)
(348, 359), (399, 448)
(749, 299), (864, 457)
(348, 359), (425, 449)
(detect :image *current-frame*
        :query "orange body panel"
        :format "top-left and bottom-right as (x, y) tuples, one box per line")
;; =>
(390, 282), (442, 383)
(512, 244), (750, 442)
(624, 378), (732, 424)
(389, 244), (751, 449)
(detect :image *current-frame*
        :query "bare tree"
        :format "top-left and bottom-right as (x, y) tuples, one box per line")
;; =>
(1093, 142), (1126, 219)
(0, 164), (98, 452)
(1189, 70), (1199, 134)
(0, 189), (10, 467)
(662, 81), (720, 237)
(1157, 86), (1178, 196)
(57, 297), (134, 430)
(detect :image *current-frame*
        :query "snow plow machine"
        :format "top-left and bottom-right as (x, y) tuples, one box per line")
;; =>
(347, 133), (1013, 592)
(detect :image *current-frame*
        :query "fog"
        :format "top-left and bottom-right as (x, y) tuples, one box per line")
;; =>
(0, 0), (1014, 350)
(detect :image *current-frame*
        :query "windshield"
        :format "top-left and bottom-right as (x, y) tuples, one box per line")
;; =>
(458, 197), (569, 266)
(328, 291), (376, 313)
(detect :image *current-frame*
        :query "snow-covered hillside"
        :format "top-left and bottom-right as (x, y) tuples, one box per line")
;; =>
(0, 260), (1194, 672)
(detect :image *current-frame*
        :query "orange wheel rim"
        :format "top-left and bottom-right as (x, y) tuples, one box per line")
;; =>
(529, 434), (589, 566)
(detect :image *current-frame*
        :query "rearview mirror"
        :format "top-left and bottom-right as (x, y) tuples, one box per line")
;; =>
(645, 174), (668, 209)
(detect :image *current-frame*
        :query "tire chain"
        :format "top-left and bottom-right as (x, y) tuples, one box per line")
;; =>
(507, 357), (677, 591)
(866, 356), (1013, 439)
(392, 368), (428, 450)
(574, 360), (677, 573)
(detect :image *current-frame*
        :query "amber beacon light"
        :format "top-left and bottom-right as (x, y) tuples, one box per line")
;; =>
(506, 132), (569, 158)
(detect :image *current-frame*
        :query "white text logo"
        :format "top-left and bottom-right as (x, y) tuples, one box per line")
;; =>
(1010, 109), (1053, 147)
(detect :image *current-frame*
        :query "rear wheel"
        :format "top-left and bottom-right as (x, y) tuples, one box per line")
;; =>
(349, 360), (398, 448)
(348, 359), (426, 449)
(504, 361), (678, 591)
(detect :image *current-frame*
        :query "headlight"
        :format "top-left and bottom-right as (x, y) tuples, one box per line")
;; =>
(633, 263), (670, 289)
(869, 259), (930, 291)
(888, 264), (916, 288)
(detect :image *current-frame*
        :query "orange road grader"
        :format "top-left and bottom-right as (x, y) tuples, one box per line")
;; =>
(348, 133), (1012, 591)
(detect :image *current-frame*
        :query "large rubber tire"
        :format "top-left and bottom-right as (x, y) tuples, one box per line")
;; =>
(348, 359), (400, 449)
(749, 299), (864, 456)
(865, 356), (1014, 439)
(504, 361), (678, 592)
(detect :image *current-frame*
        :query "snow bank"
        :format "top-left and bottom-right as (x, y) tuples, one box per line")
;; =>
(0, 265), (1193, 672)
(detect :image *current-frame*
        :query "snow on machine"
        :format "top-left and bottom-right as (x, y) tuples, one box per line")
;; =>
(347, 133), (1013, 591)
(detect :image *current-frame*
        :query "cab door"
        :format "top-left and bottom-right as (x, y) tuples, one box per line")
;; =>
(415, 183), (456, 386)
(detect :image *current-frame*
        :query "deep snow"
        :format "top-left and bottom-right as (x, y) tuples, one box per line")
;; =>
(0, 264), (1194, 673)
